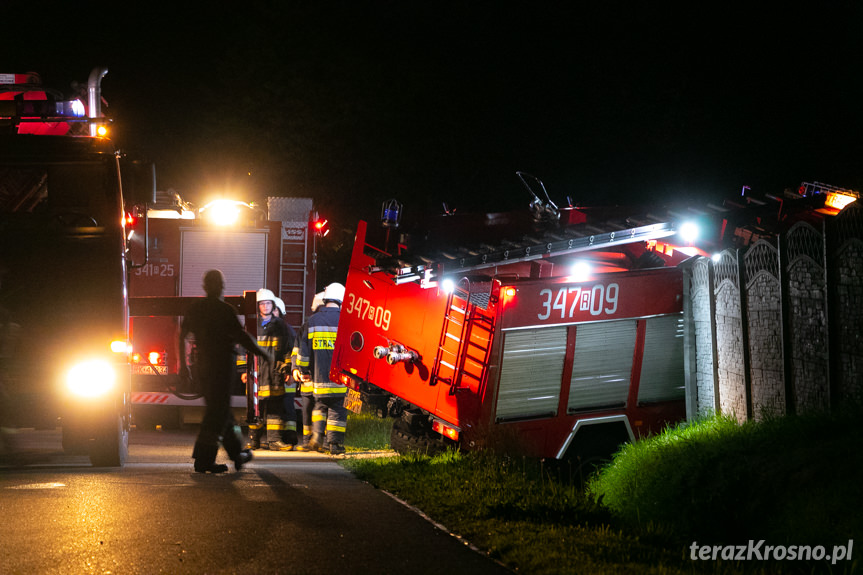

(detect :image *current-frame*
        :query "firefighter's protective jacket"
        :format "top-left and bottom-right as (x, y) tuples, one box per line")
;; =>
(295, 306), (343, 397)
(291, 320), (314, 397)
(256, 315), (295, 398)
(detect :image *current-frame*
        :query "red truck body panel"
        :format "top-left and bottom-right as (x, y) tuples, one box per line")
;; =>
(333, 218), (688, 458)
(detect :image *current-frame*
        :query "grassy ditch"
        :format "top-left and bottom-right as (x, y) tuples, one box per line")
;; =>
(343, 449), (699, 574)
(343, 410), (863, 574)
(343, 412), (393, 452)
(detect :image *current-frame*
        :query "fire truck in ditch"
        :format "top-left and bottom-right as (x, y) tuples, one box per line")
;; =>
(127, 194), (319, 429)
(0, 68), (155, 466)
(331, 174), (702, 463)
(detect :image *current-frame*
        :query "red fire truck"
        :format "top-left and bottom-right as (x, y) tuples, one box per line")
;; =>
(331, 176), (700, 462)
(1, 68), (154, 466)
(128, 194), (319, 428)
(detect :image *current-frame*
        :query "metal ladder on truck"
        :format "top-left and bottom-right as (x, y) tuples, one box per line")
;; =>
(431, 278), (495, 395)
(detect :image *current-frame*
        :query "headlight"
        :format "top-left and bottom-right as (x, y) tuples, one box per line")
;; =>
(66, 360), (116, 397)
(679, 221), (700, 243)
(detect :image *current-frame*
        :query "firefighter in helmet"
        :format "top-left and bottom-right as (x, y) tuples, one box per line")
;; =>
(247, 288), (298, 451)
(273, 297), (286, 319)
(291, 290), (325, 450)
(293, 282), (346, 456)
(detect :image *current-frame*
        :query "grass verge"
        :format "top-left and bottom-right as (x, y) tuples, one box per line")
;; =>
(342, 409), (863, 574)
(343, 412), (393, 452)
(343, 450), (702, 574)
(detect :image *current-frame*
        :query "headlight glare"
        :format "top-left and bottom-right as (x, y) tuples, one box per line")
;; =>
(67, 360), (116, 397)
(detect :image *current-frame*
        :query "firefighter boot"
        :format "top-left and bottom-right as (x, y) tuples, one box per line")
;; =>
(282, 429), (298, 448)
(193, 442), (228, 474)
(246, 421), (264, 450)
(329, 443), (346, 457)
(306, 433), (326, 453)
(268, 440), (294, 451)
(245, 432), (261, 451)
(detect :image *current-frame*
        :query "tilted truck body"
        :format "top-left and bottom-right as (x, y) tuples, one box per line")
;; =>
(331, 201), (698, 461)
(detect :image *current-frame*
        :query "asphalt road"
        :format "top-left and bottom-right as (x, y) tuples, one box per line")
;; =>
(0, 428), (511, 575)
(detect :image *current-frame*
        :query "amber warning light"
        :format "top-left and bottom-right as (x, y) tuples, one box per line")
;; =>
(825, 192), (857, 211)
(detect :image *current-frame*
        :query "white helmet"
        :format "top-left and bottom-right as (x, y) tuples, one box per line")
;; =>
(323, 282), (345, 304)
(311, 291), (325, 312)
(274, 297), (286, 315)
(256, 288), (276, 303)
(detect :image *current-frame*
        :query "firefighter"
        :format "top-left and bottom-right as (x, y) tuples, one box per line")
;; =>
(179, 269), (271, 473)
(293, 282), (346, 456)
(247, 288), (298, 451)
(292, 291), (325, 450)
(273, 297), (286, 319)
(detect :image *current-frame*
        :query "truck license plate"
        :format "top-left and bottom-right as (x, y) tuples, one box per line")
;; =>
(132, 365), (168, 375)
(344, 388), (363, 414)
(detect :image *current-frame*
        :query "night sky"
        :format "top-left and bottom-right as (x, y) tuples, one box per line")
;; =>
(7, 3), (863, 240)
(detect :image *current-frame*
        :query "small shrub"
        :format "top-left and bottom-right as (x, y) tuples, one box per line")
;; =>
(589, 409), (863, 545)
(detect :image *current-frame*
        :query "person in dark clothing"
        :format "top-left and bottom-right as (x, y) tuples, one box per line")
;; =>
(179, 269), (271, 474)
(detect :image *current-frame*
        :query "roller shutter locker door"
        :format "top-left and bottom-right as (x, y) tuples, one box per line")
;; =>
(180, 230), (268, 296)
(496, 326), (566, 421)
(568, 319), (636, 412)
(637, 314), (685, 403)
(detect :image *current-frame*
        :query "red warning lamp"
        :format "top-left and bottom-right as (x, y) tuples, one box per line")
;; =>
(311, 217), (329, 237)
(432, 420), (459, 441)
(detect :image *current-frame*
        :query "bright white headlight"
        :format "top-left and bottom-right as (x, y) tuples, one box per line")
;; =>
(571, 261), (591, 282)
(67, 360), (116, 397)
(679, 222), (700, 243)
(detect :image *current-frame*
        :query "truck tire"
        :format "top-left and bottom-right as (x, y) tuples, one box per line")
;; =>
(390, 419), (448, 457)
(61, 426), (88, 455)
(89, 414), (128, 467)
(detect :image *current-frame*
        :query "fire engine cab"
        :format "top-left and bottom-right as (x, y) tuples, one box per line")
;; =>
(1, 68), (154, 466)
(331, 174), (701, 462)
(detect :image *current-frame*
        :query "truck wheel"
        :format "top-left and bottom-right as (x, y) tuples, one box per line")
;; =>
(390, 419), (448, 457)
(89, 414), (128, 467)
(61, 426), (88, 455)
